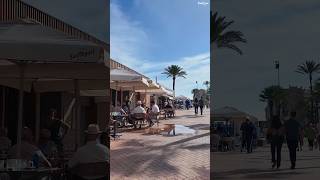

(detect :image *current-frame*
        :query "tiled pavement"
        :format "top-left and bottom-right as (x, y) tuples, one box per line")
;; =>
(110, 109), (210, 180)
(212, 142), (320, 179)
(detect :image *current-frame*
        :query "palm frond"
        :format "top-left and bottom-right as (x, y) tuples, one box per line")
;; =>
(211, 11), (246, 55)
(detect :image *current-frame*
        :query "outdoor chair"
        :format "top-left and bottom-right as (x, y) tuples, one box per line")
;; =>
(149, 112), (160, 127)
(159, 110), (167, 120)
(212, 134), (221, 151)
(165, 108), (175, 118)
(109, 118), (121, 140)
(222, 137), (234, 151)
(69, 162), (109, 180)
(0, 173), (10, 180)
(132, 113), (147, 128)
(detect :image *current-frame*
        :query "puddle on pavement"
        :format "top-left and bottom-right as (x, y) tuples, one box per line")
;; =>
(161, 125), (196, 136)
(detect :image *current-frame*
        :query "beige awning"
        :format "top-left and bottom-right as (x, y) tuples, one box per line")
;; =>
(110, 77), (149, 90)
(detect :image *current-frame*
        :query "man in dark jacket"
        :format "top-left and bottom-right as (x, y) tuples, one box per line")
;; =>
(284, 111), (301, 169)
(241, 118), (254, 153)
(199, 97), (205, 115)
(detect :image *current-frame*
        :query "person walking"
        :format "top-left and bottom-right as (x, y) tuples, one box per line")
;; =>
(240, 121), (247, 152)
(284, 111), (301, 169)
(246, 120), (255, 153)
(298, 126), (304, 151)
(185, 99), (190, 110)
(305, 123), (317, 151)
(199, 97), (204, 115)
(267, 116), (285, 169)
(316, 123), (320, 151)
(193, 98), (199, 115)
(241, 118), (254, 153)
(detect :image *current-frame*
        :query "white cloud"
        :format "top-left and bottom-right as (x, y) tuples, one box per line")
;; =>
(111, 1), (210, 99)
(145, 52), (210, 99)
(110, 1), (150, 69)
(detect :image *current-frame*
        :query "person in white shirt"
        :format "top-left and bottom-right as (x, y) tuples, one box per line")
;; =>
(130, 101), (146, 128)
(131, 101), (146, 114)
(68, 124), (109, 180)
(151, 101), (160, 114)
(147, 101), (160, 126)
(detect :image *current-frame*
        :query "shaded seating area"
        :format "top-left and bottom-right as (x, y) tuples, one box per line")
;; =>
(0, 21), (109, 179)
(69, 162), (109, 180)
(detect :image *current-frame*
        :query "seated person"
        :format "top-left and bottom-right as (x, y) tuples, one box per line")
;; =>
(114, 102), (126, 115)
(122, 104), (129, 114)
(38, 129), (58, 158)
(147, 101), (160, 126)
(68, 124), (109, 180)
(8, 127), (51, 167)
(164, 102), (172, 109)
(47, 108), (69, 157)
(0, 127), (11, 153)
(164, 102), (174, 117)
(129, 101), (146, 128)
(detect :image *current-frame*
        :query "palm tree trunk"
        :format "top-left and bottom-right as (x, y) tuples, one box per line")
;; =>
(309, 74), (314, 122)
(268, 100), (273, 120)
(173, 76), (176, 97)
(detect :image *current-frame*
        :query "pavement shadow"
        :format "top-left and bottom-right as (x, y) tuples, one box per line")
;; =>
(244, 171), (305, 179)
(149, 132), (210, 150)
(193, 166), (210, 179)
(173, 115), (201, 119)
(111, 141), (181, 176)
(212, 166), (320, 179)
(111, 132), (209, 177)
(181, 143), (211, 150)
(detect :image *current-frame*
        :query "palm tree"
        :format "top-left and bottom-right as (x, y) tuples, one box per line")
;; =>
(191, 89), (199, 99)
(259, 86), (285, 120)
(296, 61), (320, 93)
(313, 80), (320, 122)
(211, 11), (247, 55)
(203, 81), (210, 90)
(296, 60), (320, 122)
(162, 65), (187, 96)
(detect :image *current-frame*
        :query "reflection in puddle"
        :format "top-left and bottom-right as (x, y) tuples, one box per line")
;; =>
(161, 125), (196, 135)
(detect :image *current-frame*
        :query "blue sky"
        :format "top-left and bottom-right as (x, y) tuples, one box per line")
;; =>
(111, 0), (210, 98)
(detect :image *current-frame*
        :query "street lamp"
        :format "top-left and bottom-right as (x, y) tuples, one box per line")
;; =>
(274, 60), (281, 117)
(274, 60), (280, 87)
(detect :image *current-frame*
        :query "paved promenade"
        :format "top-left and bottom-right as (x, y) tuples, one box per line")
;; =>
(110, 109), (210, 180)
(212, 143), (320, 179)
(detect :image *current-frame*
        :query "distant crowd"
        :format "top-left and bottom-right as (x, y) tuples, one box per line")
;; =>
(266, 111), (320, 169)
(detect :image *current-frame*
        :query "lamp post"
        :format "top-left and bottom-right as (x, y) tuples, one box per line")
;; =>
(274, 60), (281, 117)
(274, 60), (280, 87)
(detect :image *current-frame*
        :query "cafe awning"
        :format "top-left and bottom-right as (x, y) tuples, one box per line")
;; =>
(0, 22), (108, 156)
(110, 68), (141, 81)
(110, 77), (149, 90)
(0, 23), (104, 63)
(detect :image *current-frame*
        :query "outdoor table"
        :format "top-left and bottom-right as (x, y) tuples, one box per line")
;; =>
(110, 119), (118, 140)
(221, 137), (234, 151)
(164, 108), (175, 118)
(111, 112), (128, 127)
(0, 167), (63, 180)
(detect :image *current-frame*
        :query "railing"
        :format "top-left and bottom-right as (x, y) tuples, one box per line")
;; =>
(0, 0), (109, 50)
